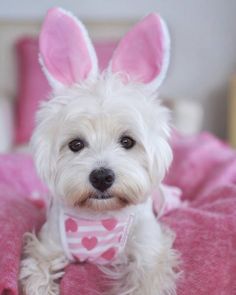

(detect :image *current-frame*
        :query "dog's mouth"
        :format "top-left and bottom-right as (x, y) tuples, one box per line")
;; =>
(89, 193), (114, 200)
(73, 191), (130, 211)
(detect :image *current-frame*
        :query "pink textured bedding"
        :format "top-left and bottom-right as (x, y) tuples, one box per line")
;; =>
(0, 132), (236, 295)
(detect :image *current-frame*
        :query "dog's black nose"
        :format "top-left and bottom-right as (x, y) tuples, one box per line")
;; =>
(89, 168), (115, 192)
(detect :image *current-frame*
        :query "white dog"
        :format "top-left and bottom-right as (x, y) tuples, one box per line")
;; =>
(20, 7), (179, 295)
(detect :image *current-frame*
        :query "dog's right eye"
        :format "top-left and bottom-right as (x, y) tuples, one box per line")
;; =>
(68, 139), (85, 152)
(120, 136), (136, 149)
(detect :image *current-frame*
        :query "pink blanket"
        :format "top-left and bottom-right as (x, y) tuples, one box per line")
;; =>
(0, 132), (236, 295)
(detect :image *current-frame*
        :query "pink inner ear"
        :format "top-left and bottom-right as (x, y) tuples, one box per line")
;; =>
(40, 8), (93, 86)
(111, 13), (166, 84)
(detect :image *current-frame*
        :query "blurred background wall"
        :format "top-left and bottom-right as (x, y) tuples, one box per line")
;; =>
(1, 0), (236, 139)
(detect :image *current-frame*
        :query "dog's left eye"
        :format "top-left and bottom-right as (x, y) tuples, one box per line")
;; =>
(120, 136), (136, 149)
(68, 138), (85, 152)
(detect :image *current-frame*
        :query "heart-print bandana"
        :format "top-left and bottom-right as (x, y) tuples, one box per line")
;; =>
(59, 207), (134, 265)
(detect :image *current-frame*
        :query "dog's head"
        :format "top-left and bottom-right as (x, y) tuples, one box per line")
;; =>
(32, 8), (172, 212)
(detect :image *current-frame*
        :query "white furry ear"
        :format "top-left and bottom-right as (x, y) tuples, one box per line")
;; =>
(39, 7), (98, 90)
(109, 13), (170, 94)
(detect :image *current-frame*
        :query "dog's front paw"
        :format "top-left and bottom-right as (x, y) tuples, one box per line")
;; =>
(20, 256), (61, 295)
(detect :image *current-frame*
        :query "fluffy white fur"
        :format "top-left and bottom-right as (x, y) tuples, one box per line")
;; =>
(19, 75), (179, 295)
(20, 9), (179, 295)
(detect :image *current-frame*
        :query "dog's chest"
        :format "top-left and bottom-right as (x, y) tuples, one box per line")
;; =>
(59, 207), (134, 265)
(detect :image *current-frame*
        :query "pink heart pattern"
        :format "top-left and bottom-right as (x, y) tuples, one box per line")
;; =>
(101, 218), (118, 231)
(64, 211), (134, 264)
(65, 218), (78, 233)
(101, 247), (117, 261)
(82, 236), (98, 251)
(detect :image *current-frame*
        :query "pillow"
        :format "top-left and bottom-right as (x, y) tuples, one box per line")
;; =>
(15, 38), (51, 145)
(14, 37), (117, 145)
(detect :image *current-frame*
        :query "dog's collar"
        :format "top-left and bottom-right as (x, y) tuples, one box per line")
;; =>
(59, 205), (135, 265)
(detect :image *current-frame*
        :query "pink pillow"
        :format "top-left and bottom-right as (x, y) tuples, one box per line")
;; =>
(14, 37), (117, 144)
(15, 38), (51, 144)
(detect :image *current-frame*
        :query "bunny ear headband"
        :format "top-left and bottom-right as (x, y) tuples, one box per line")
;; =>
(39, 7), (170, 93)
